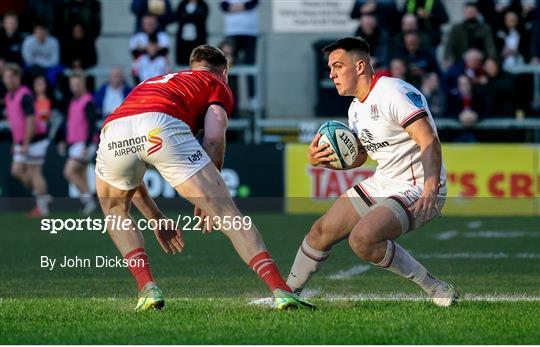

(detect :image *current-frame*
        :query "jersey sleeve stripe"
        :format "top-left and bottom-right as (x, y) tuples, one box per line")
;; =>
(400, 109), (426, 128)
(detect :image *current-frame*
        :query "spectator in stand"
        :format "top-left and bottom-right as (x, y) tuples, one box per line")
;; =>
(421, 72), (445, 118)
(350, 0), (400, 35)
(446, 75), (484, 142)
(476, 58), (516, 117)
(0, 12), (25, 65)
(94, 66), (131, 119)
(3, 63), (51, 216)
(221, 0), (259, 65)
(477, 0), (522, 36)
(444, 2), (497, 68)
(176, 0), (208, 66)
(395, 31), (440, 87)
(132, 34), (170, 84)
(445, 48), (486, 93)
(19, 0), (63, 36)
(21, 21), (62, 85)
(522, 0), (537, 26)
(390, 14), (432, 58)
(61, 23), (98, 70)
(61, 0), (101, 41)
(221, 0), (259, 99)
(496, 11), (531, 69)
(531, 0), (540, 63)
(354, 13), (389, 68)
(403, 0), (449, 48)
(32, 75), (53, 126)
(388, 58), (410, 82)
(131, 0), (175, 32)
(129, 14), (170, 59)
(61, 71), (97, 215)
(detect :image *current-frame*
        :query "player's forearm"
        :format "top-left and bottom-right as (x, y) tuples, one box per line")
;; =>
(203, 138), (225, 171)
(24, 117), (35, 146)
(132, 183), (163, 220)
(420, 138), (442, 192)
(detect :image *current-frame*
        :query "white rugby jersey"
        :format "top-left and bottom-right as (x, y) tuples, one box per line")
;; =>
(348, 74), (447, 187)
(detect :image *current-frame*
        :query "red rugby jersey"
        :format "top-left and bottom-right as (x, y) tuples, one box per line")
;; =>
(103, 69), (234, 134)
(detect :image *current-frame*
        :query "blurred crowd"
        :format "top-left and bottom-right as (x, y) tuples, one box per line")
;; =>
(350, 0), (540, 138)
(0, 0), (259, 215)
(0, 0), (259, 122)
(1, 0), (540, 142)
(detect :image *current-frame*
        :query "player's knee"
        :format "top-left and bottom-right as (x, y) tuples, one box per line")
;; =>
(63, 165), (72, 180)
(11, 166), (24, 179)
(102, 197), (130, 216)
(348, 231), (378, 262)
(307, 216), (334, 249)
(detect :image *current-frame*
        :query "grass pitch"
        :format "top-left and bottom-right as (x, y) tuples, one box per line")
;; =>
(0, 212), (539, 344)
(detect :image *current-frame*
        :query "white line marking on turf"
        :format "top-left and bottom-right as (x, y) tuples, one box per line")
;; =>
(463, 231), (540, 238)
(416, 252), (511, 259)
(516, 253), (540, 259)
(467, 220), (483, 229)
(328, 265), (371, 280)
(416, 252), (540, 259)
(248, 293), (540, 307)
(434, 230), (459, 240)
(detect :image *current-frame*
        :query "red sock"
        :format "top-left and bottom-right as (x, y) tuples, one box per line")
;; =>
(249, 251), (291, 292)
(124, 248), (154, 291)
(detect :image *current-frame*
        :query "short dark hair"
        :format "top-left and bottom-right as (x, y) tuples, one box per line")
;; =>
(69, 71), (86, 82)
(464, 1), (478, 8)
(4, 63), (21, 76)
(3, 11), (18, 19)
(321, 37), (370, 56)
(189, 45), (228, 70)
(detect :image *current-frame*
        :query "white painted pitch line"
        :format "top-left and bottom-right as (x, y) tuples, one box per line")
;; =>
(248, 294), (540, 307)
(416, 252), (540, 259)
(463, 231), (540, 238)
(467, 220), (483, 229)
(434, 230), (459, 240)
(328, 265), (371, 280)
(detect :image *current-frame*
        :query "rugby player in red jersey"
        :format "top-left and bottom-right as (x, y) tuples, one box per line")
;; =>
(95, 45), (313, 311)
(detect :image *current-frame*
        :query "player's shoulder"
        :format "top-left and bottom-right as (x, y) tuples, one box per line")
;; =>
(379, 77), (424, 105)
(376, 76), (417, 93)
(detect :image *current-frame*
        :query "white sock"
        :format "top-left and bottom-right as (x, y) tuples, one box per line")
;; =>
(375, 240), (440, 293)
(35, 194), (50, 214)
(286, 237), (330, 293)
(80, 193), (92, 204)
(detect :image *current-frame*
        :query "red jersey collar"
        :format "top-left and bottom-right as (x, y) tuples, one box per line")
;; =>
(358, 73), (382, 103)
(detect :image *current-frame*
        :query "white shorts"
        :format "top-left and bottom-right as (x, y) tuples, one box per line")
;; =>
(95, 112), (211, 191)
(13, 139), (49, 165)
(346, 174), (447, 233)
(68, 142), (97, 163)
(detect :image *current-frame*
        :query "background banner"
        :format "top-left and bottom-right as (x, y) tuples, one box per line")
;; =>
(285, 144), (540, 216)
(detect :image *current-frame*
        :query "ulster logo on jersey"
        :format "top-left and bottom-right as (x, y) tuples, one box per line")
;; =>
(359, 129), (390, 153)
(370, 104), (379, 120)
(406, 91), (423, 108)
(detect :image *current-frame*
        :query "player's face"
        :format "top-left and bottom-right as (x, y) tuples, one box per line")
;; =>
(2, 70), (19, 91)
(328, 49), (359, 97)
(69, 77), (84, 95)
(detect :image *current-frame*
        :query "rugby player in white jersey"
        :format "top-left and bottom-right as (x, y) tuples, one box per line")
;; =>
(286, 37), (458, 306)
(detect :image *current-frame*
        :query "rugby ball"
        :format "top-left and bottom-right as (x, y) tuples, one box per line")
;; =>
(317, 121), (359, 169)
